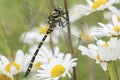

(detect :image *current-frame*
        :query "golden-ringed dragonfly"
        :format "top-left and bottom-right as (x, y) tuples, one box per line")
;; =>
(24, 7), (67, 77)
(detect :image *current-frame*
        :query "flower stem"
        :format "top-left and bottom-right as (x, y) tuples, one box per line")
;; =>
(114, 62), (119, 80)
(14, 73), (20, 80)
(63, 0), (76, 80)
(108, 62), (117, 80)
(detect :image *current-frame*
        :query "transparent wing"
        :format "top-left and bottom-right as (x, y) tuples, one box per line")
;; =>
(21, 1), (48, 28)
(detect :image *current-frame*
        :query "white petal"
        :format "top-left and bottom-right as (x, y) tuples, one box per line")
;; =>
(108, 6), (119, 14)
(78, 45), (89, 55)
(78, 45), (96, 59)
(15, 49), (24, 65)
(88, 44), (97, 50)
(54, 47), (59, 57)
(64, 54), (71, 62)
(100, 62), (107, 71)
(86, 0), (93, 7)
(66, 72), (71, 78)
(112, 15), (119, 26)
(78, 5), (90, 11)
(98, 22), (106, 28)
(0, 55), (9, 65)
(0, 63), (6, 74)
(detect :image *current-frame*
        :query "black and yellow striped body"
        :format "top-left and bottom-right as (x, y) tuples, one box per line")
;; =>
(24, 7), (65, 77)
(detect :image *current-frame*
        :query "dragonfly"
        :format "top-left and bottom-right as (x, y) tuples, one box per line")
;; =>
(24, 4), (67, 77)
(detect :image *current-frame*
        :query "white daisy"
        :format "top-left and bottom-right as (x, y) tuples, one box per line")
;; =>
(79, 25), (96, 44)
(23, 46), (64, 73)
(20, 23), (65, 45)
(29, 45), (63, 64)
(37, 47), (63, 63)
(37, 53), (77, 80)
(104, 7), (120, 23)
(0, 49), (24, 75)
(0, 61), (13, 80)
(22, 53), (43, 72)
(20, 24), (49, 45)
(69, 4), (88, 22)
(79, 0), (117, 15)
(91, 15), (120, 38)
(78, 37), (120, 71)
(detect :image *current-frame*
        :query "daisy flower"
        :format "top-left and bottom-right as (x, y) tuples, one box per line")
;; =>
(79, 25), (96, 44)
(104, 7), (120, 23)
(78, 37), (120, 71)
(22, 50), (44, 72)
(69, 5), (88, 22)
(91, 15), (120, 38)
(20, 24), (49, 45)
(0, 61), (13, 80)
(29, 45), (63, 64)
(23, 46), (64, 73)
(0, 49), (24, 75)
(37, 53), (77, 80)
(79, 0), (117, 15)
(36, 46), (63, 63)
(20, 23), (64, 45)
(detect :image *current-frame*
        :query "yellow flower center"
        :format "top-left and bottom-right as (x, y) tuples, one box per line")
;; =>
(92, 0), (107, 10)
(5, 62), (20, 73)
(84, 33), (92, 41)
(96, 54), (101, 61)
(34, 62), (42, 70)
(113, 25), (120, 32)
(51, 64), (66, 77)
(102, 42), (109, 46)
(0, 74), (12, 80)
(39, 25), (49, 34)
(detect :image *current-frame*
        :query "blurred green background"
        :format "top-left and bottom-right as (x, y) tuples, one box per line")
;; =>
(0, 0), (120, 80)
